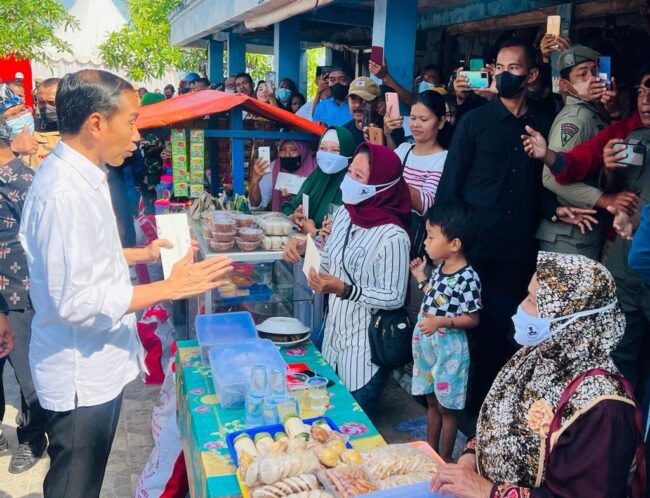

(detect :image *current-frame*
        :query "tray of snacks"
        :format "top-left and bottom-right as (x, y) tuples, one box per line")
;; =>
(228, 416), (362, 498)
(193, 212), (300, 262)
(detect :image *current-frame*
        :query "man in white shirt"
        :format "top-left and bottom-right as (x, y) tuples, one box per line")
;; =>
(19, 70), (233, 498)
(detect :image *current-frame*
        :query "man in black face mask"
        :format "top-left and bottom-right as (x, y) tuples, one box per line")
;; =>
(30, 78), (61, 169)
(312, 66), (353, 127)
(436, 39), (597, 415)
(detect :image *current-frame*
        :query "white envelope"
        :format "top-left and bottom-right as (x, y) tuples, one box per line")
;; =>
(302, 235), (322, 279)
(155, 213), (191, 279)
(275, 172), (307, 195)
(302, 193), (310, 219)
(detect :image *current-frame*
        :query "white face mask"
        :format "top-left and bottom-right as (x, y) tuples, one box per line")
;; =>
(317, 150), (348, 175)
(340, 174), (400, 205)
(566, 79), (594, 102)
(512, 301), (617, 347)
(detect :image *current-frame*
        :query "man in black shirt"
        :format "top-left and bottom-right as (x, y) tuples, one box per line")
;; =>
(437, 39), (596, 413)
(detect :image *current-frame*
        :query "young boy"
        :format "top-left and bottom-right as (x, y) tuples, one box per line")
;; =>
(410, 200), (481, 462)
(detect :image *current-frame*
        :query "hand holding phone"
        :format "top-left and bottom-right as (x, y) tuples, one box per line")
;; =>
(459, 70), (490, 89)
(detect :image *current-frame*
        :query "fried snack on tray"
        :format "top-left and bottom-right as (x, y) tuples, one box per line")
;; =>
(251, 473), (320, 498)
(361, 444), (438, 480)
(283, 492), (333, 498)
(376, 471), (433, 490)
(318, 466), (377, 497)
(245, 451), (320, 487)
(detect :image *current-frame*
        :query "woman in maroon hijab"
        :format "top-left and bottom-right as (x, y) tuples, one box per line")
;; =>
(286, 142), (412, 414)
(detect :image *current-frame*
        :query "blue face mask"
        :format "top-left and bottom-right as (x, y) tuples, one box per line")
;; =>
(7, 112), (34, 139)
(418, 81), (435, 93)
(275, 87), (292, 102)
(512, 302), (617, 347)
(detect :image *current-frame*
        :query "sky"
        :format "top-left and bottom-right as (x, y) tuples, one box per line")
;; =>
(62, 0), (128, 18)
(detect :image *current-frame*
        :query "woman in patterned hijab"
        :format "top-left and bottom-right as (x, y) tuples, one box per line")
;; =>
(431, 251), (644, 498)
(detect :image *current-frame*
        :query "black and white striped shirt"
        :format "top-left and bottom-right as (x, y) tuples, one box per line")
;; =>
(321, 207), (410, 391)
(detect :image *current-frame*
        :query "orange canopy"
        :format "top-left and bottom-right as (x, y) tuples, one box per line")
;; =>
(136, 90), (325, 136)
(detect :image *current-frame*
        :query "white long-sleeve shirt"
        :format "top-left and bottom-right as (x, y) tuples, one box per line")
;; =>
(19, 141), (143, 412)
(321, 207), (410, 391)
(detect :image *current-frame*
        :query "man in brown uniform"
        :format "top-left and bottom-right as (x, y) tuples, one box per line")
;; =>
(26, 78), (61, 170)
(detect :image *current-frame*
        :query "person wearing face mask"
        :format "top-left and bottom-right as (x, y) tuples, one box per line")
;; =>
(524, 64), (650, 407)
(436, 39), (598, 414)
(248, 140), (318, 211)
(312, 67), (354, 126)
(273, 78), (297, 111)
(29, 78), (61, 170)
(536, 46), (633, 260)
(281, 126), (355, 234)
(1, 84), (38, 159)
(430, 251), (643, 498)
(284, 143), (411, 415)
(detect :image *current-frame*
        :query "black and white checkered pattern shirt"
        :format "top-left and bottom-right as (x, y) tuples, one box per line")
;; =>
(421, 264), (482, 317)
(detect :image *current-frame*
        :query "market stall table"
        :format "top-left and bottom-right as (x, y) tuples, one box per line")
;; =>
(176, 340), (386, 498)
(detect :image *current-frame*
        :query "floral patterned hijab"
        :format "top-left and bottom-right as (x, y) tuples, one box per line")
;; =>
(476, 251), (631, 487)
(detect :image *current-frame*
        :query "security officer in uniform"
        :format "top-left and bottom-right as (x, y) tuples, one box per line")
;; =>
(27, 78), (61, 170)
(536, 45), (632, 259)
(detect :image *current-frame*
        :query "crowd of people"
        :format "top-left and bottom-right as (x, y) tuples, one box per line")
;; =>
(0, 19), (649, 498)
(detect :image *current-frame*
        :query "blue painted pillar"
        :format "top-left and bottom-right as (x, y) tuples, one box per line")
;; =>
(227, 32), (246, 76)
(208, 40), (224, 83)
(371, 0), (417, 96)
(298, 49), (309, 96)
(273, 17), (301, 86)
(230, 105), (245, 195)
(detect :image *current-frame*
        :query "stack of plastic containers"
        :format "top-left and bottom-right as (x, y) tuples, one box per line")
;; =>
(195, 311), (287, 411)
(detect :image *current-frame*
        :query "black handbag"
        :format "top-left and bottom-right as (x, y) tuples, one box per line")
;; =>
(341, 224), (414, 369)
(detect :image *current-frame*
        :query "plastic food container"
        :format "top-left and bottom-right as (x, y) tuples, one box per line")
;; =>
(238, 228), (263, 242)
(232, 213), (255, 227)
(195, 311), (257, 364)
(200, 225), (213, 238)
(210, 240), (235, 252)
(212, 217), (237, 233)
(235, 237), (260, 251)
(209, 339), (287, 410)
(212, 231), (236, 243)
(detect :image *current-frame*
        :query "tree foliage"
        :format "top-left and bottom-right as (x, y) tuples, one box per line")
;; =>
(99, 0), (205, 81)
(245, 53), (274, 83)
(0, 0), (78, 61)
(306, 47), (326, 99)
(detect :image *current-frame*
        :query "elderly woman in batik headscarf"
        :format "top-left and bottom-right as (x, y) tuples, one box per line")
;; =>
(430, 252), (645, 498)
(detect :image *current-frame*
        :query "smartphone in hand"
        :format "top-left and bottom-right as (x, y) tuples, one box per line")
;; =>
(258, 146), (271, 174)
(597, 56), (612, 89)
(385, 92), (400, 120)
(265, 71), (276, 90)
(368, 127), (384, 145)
(459, 70), (490, 89)
(370, 46), (384, 66)
(547, 15), (561, 36)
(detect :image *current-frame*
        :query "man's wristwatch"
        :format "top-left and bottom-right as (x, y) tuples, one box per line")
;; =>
(342, 283), (353, 300)
(551, 214), (559, 223)
(417, 279), (429, 290)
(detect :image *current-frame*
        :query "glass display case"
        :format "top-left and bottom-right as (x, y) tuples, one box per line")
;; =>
(188, 215), (319, 337)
